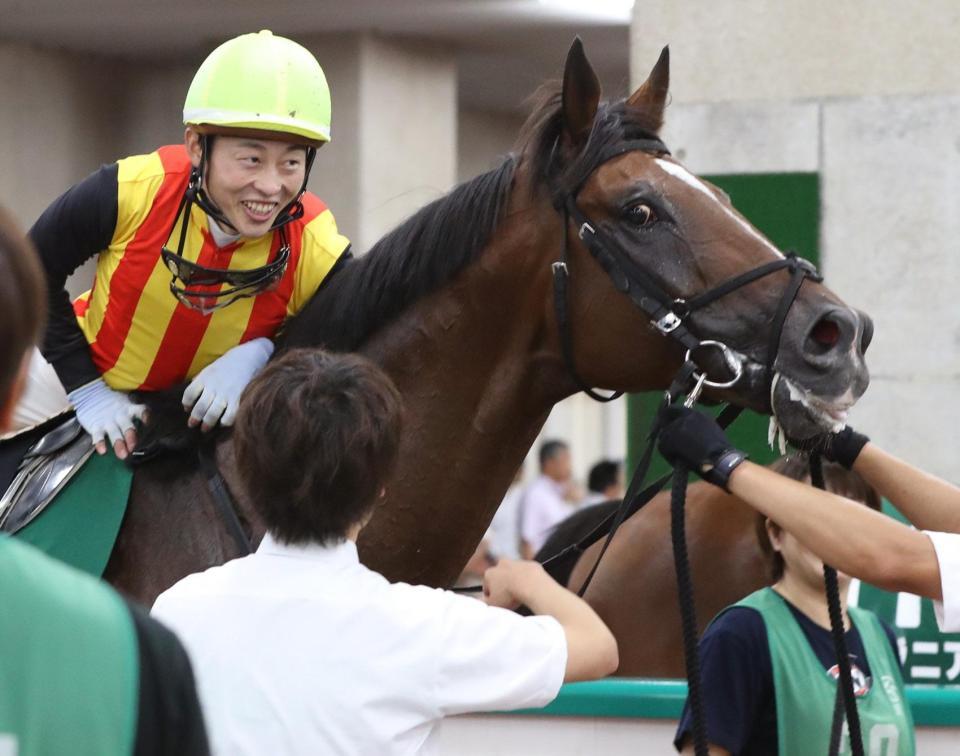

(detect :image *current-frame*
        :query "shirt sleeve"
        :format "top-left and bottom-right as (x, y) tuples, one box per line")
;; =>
(674, 607), (770, 754)
(925, 531), (960, 632)
(429, 590), (567, 716)
(125, 600), (210, 756)
(30, 163), (119, 391)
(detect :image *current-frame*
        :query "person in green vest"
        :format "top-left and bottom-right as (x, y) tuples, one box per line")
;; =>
(674, 456), (914, 756)
(0, 206), (209, 755)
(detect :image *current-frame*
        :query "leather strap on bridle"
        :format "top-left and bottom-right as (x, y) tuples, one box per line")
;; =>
(198, 443), (252, 557)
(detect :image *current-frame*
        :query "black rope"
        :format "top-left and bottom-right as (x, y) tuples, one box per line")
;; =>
(810, 452), (864, 756)
(670, 461), (708, 756)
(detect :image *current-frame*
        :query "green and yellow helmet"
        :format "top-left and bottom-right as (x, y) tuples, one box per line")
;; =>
(184, 30), (331, 145)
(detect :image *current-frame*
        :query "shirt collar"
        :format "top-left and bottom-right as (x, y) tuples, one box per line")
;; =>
(207, 217), (242, 248)
(257, 532), (360, 566)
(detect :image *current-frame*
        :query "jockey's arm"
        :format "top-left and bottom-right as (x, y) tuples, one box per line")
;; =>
(29, 164), (148, 458)
(29, 163), (118, 393)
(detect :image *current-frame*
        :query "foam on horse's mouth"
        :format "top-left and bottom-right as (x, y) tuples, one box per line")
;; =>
(768, 375), (852, 451)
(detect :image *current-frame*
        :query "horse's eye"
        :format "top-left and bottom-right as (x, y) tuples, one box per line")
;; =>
(626, 203), (657, 228)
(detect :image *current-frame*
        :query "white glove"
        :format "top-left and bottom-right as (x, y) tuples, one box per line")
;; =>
(67, 378), (147, 456)
(182, 338), (274, 430)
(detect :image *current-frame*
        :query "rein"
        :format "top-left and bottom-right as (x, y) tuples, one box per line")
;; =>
(547, 136), (864, 756)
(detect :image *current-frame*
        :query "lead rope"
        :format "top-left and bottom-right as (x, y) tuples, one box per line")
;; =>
(670, 459), (709, 756)
(811, 452), (865, 756)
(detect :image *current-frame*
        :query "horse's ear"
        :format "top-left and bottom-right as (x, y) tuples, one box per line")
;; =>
(561, 37), (602, 149)
(627, 46), (670, 130)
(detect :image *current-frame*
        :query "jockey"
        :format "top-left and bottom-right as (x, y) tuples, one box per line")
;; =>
(29, 30), (350, 459)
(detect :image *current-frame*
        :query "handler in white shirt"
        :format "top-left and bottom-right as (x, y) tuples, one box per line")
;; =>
(152, 349), (618, 756)
(656, 409), (960, 633)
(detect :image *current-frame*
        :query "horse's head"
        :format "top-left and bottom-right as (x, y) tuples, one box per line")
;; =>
(521, 40), (870, 441)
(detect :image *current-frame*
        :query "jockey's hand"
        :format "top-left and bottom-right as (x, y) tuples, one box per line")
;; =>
(808, 426), (871, 470)
(67, 378), (147, 460)
(182, 338), (274, 432)
(657, 405), (747, 491)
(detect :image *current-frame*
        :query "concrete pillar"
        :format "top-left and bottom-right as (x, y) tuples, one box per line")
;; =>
(631, 0), (960, 106)
(304, 34), (457, 253)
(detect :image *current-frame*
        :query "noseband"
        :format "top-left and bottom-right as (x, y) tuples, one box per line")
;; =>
(551, 136), (822, 403)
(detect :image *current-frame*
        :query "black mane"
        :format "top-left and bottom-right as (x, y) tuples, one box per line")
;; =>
(280, 157), (516, 352)
(280, 83), (664, 352)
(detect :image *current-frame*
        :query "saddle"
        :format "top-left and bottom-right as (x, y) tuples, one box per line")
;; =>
(0, 416), (93, 534)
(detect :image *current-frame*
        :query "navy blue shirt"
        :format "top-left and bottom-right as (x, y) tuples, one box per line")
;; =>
(674, 597), (899, 755)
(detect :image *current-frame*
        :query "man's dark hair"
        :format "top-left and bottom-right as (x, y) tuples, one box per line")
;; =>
(757, 455), (881, 582)
(233, 348), (403, 546)
(0, 207), (46, 404)
(587, 460), (621, 494)
(539, 439), (568, 469)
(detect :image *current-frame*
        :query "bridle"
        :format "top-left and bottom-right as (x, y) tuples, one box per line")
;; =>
(547, 135), (865, 756)
(551, 135), (822, 406)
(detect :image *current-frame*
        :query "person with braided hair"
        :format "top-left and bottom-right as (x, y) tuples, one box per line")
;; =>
(658, 406), (958, 636)
(673, 455), (913, 756)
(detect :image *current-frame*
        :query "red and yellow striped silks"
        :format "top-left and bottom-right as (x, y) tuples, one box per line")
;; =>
(73, 145), (348, 391)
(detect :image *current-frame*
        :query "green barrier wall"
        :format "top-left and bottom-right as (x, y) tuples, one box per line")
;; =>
(519, 680), (960, 726)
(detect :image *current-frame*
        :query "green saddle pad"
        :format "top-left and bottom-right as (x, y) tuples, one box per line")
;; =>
(15, 452), (133, 577)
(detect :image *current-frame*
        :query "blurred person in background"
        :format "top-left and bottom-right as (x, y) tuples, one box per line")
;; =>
(520, 440), (583, 558)
(488, 465), (525, 561)
(582, 459), (625, 506)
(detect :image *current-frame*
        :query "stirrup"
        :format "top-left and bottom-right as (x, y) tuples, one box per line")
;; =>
(0, 416), (94, 534)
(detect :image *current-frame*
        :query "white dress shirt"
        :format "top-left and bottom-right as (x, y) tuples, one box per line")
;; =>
(152, 534), (566, 756)
(926, 530), (960, 632)
(520, 475), (576, 553)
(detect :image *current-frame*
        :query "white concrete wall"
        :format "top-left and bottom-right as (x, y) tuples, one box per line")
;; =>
(631, 0), (960, 106)
(457, 109), (524, 184)
(302, 34), (458, 253)
(0, 41), (119, 231)
(631, 3), (960, 480)
(435, 713), (957, 754)
(358, 36), (457, 251)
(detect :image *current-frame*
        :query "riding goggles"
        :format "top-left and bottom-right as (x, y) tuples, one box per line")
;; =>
(161, 179), (292, 314)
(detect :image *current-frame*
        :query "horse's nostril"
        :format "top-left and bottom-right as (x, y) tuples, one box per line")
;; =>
(810, 318), (841, 348)
(859, 312), (874, 354)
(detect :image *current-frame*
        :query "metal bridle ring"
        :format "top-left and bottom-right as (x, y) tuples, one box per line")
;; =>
(683, 340), (743, 389)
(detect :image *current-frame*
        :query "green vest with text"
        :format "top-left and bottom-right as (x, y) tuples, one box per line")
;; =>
(736, 587), (914, 756)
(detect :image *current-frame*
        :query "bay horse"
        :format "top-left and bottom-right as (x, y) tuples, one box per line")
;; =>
(101, 39), (870, 606)
(539, 485), (770, 677)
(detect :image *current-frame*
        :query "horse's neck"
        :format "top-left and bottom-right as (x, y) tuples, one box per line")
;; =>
(357, 201), (573, 586)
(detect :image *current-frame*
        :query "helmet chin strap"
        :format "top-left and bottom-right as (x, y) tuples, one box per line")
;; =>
(190, 133), (317, 236)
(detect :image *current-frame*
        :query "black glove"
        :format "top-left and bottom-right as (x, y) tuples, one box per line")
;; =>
(657, 405), (748, 491)
(819, 426), (870, 470)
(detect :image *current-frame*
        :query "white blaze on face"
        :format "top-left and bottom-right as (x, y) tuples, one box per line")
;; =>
(653, 159), (785, 260)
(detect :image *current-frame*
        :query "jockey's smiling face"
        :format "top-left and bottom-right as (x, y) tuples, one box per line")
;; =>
(187, 132), (308, 238)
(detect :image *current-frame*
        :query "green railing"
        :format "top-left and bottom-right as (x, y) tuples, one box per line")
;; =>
(514, 679), (960, 726)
